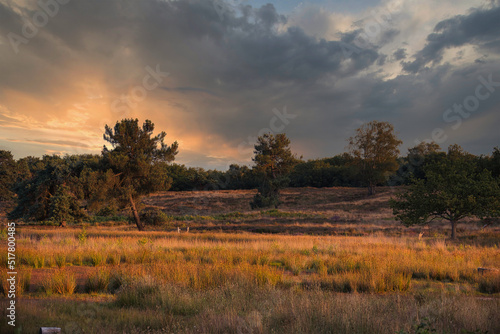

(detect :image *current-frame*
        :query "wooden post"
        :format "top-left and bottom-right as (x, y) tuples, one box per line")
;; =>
(39, 328), (61, 334)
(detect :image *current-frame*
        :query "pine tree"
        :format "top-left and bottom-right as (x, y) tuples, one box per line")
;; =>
(102, 119), (178, 231)
(250, 133), (297, 209)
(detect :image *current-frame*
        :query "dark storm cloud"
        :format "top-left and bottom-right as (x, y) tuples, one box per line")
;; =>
(403, 3), (500, 73)
(0, 0), (499, 167)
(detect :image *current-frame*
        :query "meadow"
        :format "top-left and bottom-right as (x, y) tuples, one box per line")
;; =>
(1, 187), (499, 333)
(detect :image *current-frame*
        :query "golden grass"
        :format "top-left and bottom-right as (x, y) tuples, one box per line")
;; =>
(2, 186), (499, 333)
(9, 228), (500, 294)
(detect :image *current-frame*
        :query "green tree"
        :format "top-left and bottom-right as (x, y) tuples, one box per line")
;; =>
(8, 155), (87, 222)
(490, 147), (500, 178)
(391, 142), (443, 185)
(0, 150), (17, 201)
(49, 184), (85, 225)
(390, 145), (500, 239)
(348, 121), (403, 195)
(102, 119), (178, 231)
(250, 133), (297, 209)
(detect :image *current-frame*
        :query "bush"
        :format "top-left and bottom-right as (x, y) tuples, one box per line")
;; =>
(140, 208), (172, 226)
(96, 205), (118, 216)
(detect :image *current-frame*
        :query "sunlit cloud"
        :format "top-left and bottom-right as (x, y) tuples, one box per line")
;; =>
(0, 0), (499, 168)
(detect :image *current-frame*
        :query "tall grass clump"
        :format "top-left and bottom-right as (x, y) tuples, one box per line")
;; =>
(89, 252), (105, 267)
(42, 270), (76, 295)
(54, 253), (66, 268)
(1, 268), (32, 296)
(77, 226), (87, 244)
(114, 276), (201, 316)
(85, 268), (111, 293)
(34, 255), (45, 269)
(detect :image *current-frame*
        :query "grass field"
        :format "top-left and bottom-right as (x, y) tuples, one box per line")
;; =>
(1, 187), (499, 333)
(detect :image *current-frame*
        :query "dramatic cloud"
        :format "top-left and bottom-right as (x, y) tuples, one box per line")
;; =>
(0, 0), (499, 169)
(402, 4), (500, 73)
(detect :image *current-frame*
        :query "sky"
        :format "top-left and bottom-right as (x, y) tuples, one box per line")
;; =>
(0, 0), (499, 170)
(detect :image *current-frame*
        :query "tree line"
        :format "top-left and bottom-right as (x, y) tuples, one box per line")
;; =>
(1, 119), (499, 237)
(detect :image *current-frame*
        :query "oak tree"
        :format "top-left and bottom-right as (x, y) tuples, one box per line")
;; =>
(390, 145), (500, 239)
(348, 121), (402, 195)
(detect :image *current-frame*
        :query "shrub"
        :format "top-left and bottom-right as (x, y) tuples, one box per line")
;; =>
(140, 208), (172, 226)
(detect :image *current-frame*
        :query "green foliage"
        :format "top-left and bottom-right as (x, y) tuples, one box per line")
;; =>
(8, 154), (99, 222)
(49, 184), (86, 224)
(140, 208), (172, 226)
(289, 154), (361, 188)
(102, 119), (178, 230)
(391, 145), (500, 239)
(250, 133), (298, 209)
(391, 142), (443, 186)
(348, 121), (403, 195)
(0, 150), (17, 201)
(491, 146), (500, 178)
(165, 163), (258, 191)
(251, 179), (281, 209)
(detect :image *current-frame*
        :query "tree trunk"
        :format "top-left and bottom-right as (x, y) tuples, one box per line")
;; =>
(450, 220), (457, 240)
(129, 194), (144, 231)
(368, 183), (375, 196)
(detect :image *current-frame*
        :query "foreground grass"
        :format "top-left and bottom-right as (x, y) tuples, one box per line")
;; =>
(1, 287), (498, 333)
(1, 227), (499, 333)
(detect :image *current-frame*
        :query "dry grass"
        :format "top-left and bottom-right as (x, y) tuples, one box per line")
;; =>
(1, 187), (499, 333)
(8, 228), (500, 297)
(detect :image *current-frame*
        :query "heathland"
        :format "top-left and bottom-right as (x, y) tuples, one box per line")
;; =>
(1, 187), (499, 333)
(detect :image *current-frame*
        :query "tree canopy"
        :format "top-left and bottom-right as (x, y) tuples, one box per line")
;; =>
(250, 133), (297, 209)
(348, 121), (402, 195)
(8, 155), (92, 224)
(3, 120), (500, 234)
(0, 150), (17, 201)
(390, 145), (500, 239)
